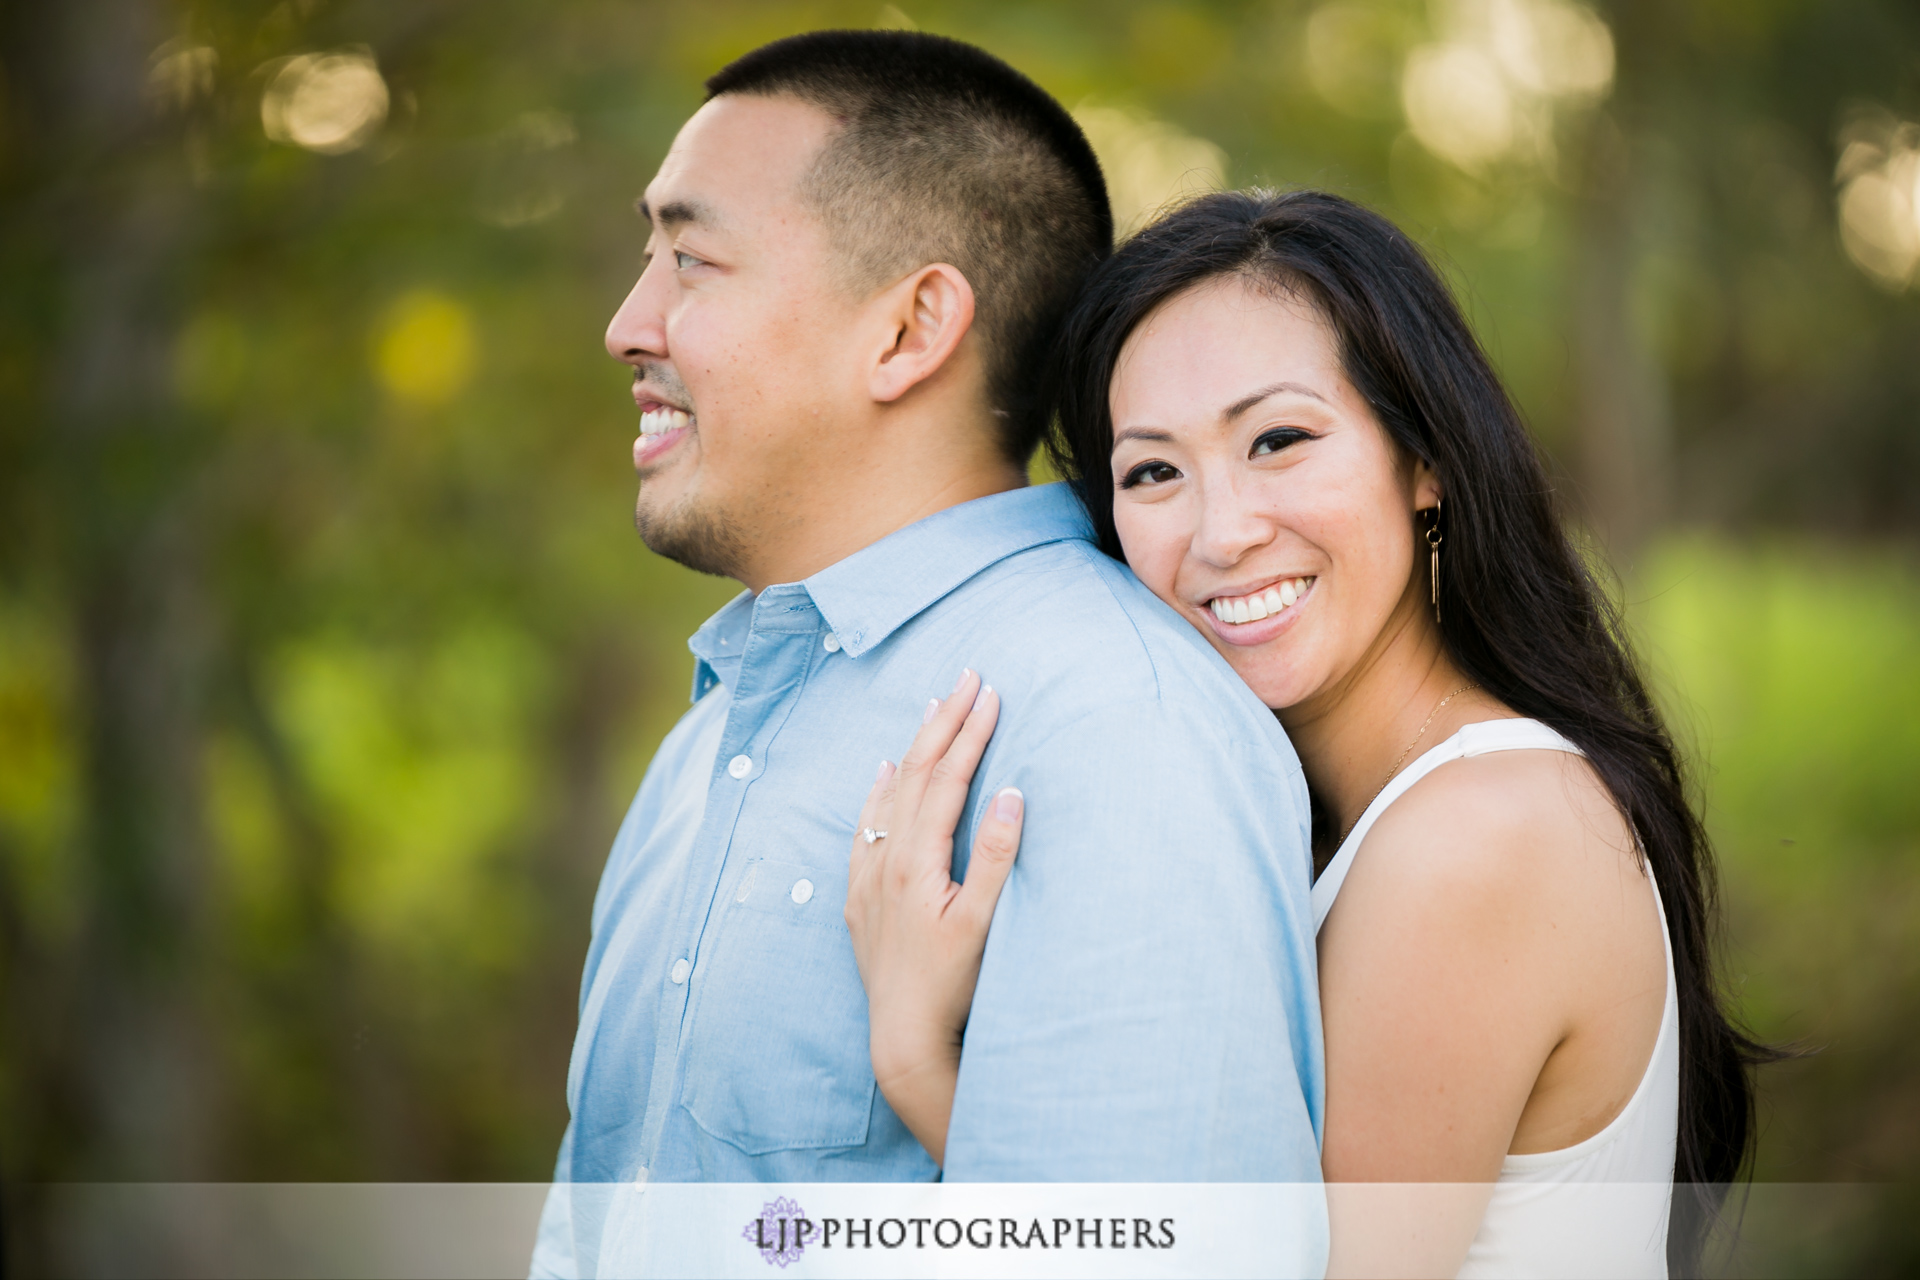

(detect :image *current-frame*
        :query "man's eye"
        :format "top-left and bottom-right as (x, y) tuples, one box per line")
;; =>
(1120, 460), (1181, 489)
(674, 251), (703, 270)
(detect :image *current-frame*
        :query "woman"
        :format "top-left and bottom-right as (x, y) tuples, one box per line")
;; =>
(841, 191), (1763, 1277)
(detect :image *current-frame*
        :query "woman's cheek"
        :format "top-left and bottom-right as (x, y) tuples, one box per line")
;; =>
(1114, 510), (1178, 597)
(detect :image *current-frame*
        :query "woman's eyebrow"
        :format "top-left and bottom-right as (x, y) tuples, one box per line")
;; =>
(1113, 427), (1177, 445)
(1223, 380), (1328, 420)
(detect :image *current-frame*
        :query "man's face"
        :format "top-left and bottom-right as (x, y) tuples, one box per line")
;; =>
(606, 94), (856, 581)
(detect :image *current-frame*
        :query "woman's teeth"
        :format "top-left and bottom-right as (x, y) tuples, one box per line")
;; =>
(639, 407), (693, 436)
(1209, 577), (1314, 625)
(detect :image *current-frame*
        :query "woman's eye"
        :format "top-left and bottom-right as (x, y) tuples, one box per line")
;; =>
(1250, 428), (1311, 458)
(674, 250), (703, 270)
(1120, 460), (1181, 489)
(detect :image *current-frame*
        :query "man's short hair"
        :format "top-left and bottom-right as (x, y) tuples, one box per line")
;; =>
(706, 30), (1113, 462)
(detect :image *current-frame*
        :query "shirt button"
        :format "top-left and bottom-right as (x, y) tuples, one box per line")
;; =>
(727, 754), (752, 779)
(670, 958), (690, 984)
(822, 633), (841, 653)
(791, 878), (814, 905)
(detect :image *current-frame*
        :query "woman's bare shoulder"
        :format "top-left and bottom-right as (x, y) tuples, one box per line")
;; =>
(1320, 735), (1663, 1101)
(1339, 742), (1644, 937)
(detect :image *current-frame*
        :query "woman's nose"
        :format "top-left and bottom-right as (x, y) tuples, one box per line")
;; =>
(1189, 478), (1277, 569)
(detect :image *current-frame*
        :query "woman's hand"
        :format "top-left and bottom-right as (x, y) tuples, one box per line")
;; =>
(844, 668), (1025, 1167)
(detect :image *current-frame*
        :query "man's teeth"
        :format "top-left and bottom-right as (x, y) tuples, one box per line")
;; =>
(639, 407), (693, 437)
(1209, 578), (1315, 625)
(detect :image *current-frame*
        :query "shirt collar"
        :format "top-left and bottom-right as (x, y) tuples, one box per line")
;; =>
(685, 483), (1095, 700)
(686, 589), (755, 703)
(804, 482), (1094, 659)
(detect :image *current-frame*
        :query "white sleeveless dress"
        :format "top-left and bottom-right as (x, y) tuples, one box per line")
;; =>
(1311, 719), (1678, 1280)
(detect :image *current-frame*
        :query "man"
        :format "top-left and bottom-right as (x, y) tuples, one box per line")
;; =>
(532, 30), (1323, 1278)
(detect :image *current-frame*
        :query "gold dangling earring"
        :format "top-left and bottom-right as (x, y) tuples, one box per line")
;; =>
(1426, 501), (1444, 625)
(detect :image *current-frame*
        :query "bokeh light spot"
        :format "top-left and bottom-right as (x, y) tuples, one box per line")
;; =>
(1835, 110), (1920, 290)
(475, 110), (577, 229)
(261, 50), (389, 156)
(1073, 105), (1227, 236)
(1489, 0), (1613, 99)
(375, 292), (476, 407)
(1403, 43), (1514, 172)
(1402, 0), (1613, 174)
(146, 40), (218, 113)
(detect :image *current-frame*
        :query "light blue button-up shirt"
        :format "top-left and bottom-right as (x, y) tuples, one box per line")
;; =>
(532, 483), (1324, 1276)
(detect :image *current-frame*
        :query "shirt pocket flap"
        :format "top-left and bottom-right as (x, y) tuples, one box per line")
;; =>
(678, 858), (876, 1155)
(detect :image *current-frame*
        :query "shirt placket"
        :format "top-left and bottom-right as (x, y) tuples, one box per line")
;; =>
(631, 587), (824, 1173)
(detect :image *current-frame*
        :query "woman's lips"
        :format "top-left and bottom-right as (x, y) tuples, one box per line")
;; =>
(1199, 576), (1317, 646)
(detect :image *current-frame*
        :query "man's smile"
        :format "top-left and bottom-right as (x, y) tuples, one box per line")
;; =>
(634, 398), (694, 468)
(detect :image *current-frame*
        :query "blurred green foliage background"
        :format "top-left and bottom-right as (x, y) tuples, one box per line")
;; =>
(2, 1), (1918, 1275)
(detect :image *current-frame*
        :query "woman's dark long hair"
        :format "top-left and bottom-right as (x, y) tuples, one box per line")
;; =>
(1049, 189), (1769, 1274)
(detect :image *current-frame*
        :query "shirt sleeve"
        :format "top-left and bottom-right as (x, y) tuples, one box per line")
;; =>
(942, 696), (1325, 1185)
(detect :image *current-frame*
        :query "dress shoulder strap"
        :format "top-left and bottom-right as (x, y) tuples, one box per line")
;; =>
(1311, 718), (1584, 934)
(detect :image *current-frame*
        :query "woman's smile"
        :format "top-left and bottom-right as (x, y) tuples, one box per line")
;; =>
(1200, 575), (1317, 644)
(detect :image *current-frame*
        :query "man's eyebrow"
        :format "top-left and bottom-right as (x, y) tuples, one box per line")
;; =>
(634, 196), (719, 231)
(1223, 381), (1328, 420)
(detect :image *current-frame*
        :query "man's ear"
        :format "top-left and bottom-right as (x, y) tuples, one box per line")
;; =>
(867, 263), (976, 404)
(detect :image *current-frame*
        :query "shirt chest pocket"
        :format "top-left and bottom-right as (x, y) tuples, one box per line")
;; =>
(678, 858), (876, 1155)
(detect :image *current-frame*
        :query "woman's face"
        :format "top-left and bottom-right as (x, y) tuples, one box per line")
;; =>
(1108, 275), (1440, 710)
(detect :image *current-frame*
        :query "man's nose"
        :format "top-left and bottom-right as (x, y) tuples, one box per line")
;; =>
(605, 261), (668, 362)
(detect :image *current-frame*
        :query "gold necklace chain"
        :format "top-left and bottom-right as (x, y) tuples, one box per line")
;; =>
(1338, 681), (1480, 845)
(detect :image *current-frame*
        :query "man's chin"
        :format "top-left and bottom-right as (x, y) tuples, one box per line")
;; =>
(634, 493), (747, 581)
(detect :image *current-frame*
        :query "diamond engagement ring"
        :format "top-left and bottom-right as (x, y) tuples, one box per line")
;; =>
(861, 828), (888, 844)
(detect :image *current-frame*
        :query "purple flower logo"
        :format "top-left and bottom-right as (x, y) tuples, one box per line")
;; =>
(742, 1196), (809, 1267)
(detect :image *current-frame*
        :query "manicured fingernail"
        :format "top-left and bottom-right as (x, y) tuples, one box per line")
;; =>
(952, 667), (973, 695)
(876, 759), (892, 782)
(924, 698), (940, 723)
(973, 683), (993, 712)
(992, 787), (1023, 822)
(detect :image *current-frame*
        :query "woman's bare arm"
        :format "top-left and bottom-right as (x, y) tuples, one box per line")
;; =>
(1318, 750), (1663, 1278)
